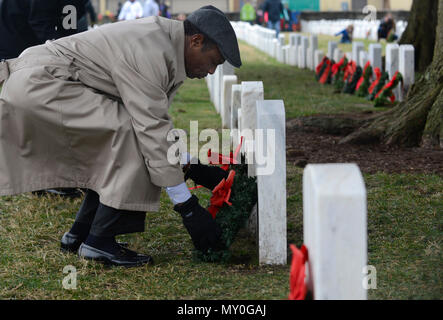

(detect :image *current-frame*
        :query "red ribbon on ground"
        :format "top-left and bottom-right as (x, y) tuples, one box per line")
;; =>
(288, 244), (309, 300)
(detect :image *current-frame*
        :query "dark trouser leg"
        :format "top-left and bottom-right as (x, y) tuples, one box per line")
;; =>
(88, 203), (146, 237)
(85, 203), (146, 254)
(74, 189), (100, 225)
(69, 189), (100, 238)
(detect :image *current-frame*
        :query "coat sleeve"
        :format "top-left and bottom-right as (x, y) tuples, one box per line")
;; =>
(111, 56), (184, 188)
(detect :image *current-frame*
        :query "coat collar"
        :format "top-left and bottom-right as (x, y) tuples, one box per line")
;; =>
(162, 18), (187, 85)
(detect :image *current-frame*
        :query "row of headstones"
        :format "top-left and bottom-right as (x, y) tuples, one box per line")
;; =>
(206, 71), (369, 298)
(205, 49), (367, 302)
(232, 22), (321, 71)
(206, 68), (288, 267)
(300, 19), (407, 42)
(231, 21), (414, 102)
(327, 40), (415, 101)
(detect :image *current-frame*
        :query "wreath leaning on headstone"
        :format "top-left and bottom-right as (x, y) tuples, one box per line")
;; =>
(356, 61), (373, 97)
(331, 56), (349, 93)
(183, 140), (258, 263)
(367, 68), (389, 101)
(343, 65), (362, 95)
(192, 162), (258, 262)
(374, 71), (403, 107)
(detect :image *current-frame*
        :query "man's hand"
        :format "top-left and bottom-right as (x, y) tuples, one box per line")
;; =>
(174, 195), (223, 253)
(184, 163), (229, 190)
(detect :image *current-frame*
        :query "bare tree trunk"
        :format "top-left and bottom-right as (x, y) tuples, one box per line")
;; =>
(340, 0), (443, 149)
(399, 0), (438, 72)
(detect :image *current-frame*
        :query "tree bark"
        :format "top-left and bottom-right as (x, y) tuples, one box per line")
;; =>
(399, 0), (438, 72)
(340, 0), (443, 149)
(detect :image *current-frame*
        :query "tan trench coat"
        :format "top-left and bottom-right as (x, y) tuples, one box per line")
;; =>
(0, 17), (187, 211)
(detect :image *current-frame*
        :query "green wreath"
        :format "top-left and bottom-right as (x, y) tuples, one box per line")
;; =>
(193, 163), (258, 262)
(356, 64), (373, 97)
(343, 66), (363, 94)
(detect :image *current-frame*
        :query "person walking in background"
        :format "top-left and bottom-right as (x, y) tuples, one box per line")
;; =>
(118, 0), (143, 21)
(378, 13), (397, 42)
(78, 0), (97, 33)
(116, 2), (123, 18)
(176, 13), (187, 21)
(262, 0), (283, 37)
(143, 0), (159, 18)
(335, 24), (354, 43)
(240, 0), (256, 25)
(282, 1), (292, 31)
(159, 1), (171, 18)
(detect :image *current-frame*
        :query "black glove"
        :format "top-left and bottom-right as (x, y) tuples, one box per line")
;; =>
(184, 162), (229, 190)
(173, 195), (223, 253)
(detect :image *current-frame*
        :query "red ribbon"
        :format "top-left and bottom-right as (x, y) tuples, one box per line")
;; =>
(331, 56), (346, 77)
(375, 71), (399, 100)
(188, 137), (244, 218)
(319, 60), (332, 84)
(368, 67), (382, 94)
(288, 244), (309, 300)
(207, 169), (236, 219)
(356, 61), (371, 91)
(316, 56), (328, 75)
(343, 60), (356, 82)
(208, 136), (243, 171)
(188, 137), (243, 191)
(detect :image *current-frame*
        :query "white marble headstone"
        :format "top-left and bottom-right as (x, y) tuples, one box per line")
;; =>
(240, 81), (264, 135)
(221, 75), (237, 129)
(303, 163), (367, 300)
(255, 100), (287, 265)
(368, 43), (382, 71)
(333, 48), (344, 63)
(399, 45), (415, 101)
(352, 42), (365, 66)
(386, 43), (400, 100)
(328, 41), (338, 60)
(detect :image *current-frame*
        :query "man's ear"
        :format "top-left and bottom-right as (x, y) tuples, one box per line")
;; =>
(190, 34), (204, 49)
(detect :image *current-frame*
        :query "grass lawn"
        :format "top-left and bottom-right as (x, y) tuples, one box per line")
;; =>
(0, 39), (441, 300)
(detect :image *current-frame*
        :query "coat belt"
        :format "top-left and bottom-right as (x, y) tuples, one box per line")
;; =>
(0, 54), (73, 87)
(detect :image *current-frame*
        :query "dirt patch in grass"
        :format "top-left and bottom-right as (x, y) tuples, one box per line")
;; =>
(286, 114), (443, 176)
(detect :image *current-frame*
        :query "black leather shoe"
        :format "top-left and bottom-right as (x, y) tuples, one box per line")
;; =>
(60, 232), (84, 253)
(78, 243), (154, 267)
(60, 232), (129, 254)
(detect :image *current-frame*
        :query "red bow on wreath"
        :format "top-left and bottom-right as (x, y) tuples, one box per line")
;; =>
(207, 169), (236, 218)
(343, 60), (357, 82)
(368, 67), (382, 94)
(356, 61), (371, 91)
(331, 55), (347, 77)
(189, 137), (244, 219)
(375, 70), (399, 103)
(319, 59), (332, 84)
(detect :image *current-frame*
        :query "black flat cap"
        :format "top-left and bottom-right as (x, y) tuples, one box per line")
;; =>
(186, 5), (242, 68)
